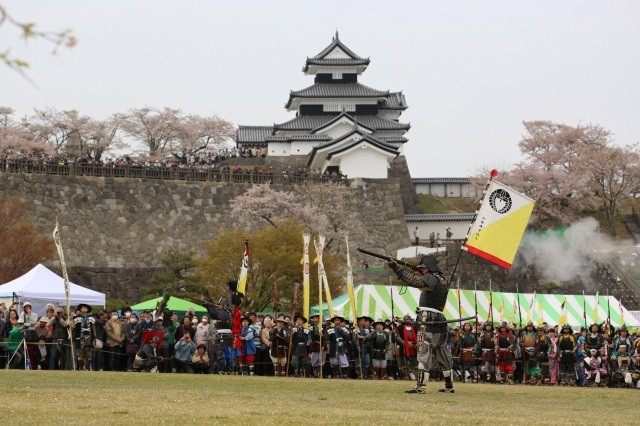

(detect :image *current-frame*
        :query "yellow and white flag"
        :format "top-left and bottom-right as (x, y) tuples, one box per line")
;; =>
(499, 298), (505, 322)
(237, 238), (250, 295)
(593, 292), (599, 324)
(559, 297), (568, 326)
(527, 291), (536, 324)
(302, 234), (311, 326)
(345, 235), (357, 325)
(314, 235), (334, 318)
(619, 299), (624, 327)
(537, 295), (544, 326)
(464, 179), (535, 269)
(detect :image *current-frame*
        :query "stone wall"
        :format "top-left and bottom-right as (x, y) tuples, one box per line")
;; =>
(0, 172), (410, 301)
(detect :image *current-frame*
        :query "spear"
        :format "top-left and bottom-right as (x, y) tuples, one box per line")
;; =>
(474, 280), (479, 325)
(285, 282), (301, 377)
(457, 277), (462, 325)
(606, 289), (611, 335)
(582, 290), (587, 331)
(488, 279), (493, 325)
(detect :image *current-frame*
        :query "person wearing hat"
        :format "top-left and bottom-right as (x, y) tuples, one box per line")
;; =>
(327, 315), (350, 379)
(546, 327), (560, 385)
(557, 324), (577, 385)
(134, 336), (161, 372)
(495, 321), (517, 384)
(396, 314), (417, 381)
(520, 322), (538, 383)
(611, 325), (632, 357)
(74, 303), (96, 371)
(270, 316), (289, 376)
(354, 316), (373, 379)
(387, 254), (455, 393)
(585, 347), (607, 386)
(585, 323), (605, 355)
(290, 314), (311, 377)
(370, 319), (389, 379)
(237, 316), (256, 376)
(458, 323), (477, 383)
(479, 321), (497, 383)
(308, 314), (323, 378)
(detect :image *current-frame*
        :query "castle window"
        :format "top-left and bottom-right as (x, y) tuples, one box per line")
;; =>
(332, 72), (343, 80)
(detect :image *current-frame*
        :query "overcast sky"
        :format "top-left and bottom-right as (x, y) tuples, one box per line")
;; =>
(2, 1), (638, 177)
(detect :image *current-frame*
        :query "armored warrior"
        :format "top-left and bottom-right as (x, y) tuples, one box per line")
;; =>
(609, 326), (634, 388)
(459, 322), (477, 383)
(355, 316), (373, 378)
(557, 324), (577, 385)
(307, 314), (324, 378)
(270, 316), (289, 376)
(369, 319), (389, 379)
(494, 322), (516, 384)
(290, 314), (311, 377)
(479, 322), (497, 383)
(521, 322), (540, 383)
(388, 255), (455, 393)
(533, 326), (550, 384)
(74, 303), (96, 371)
(584, 323), (605, 355)
(326, 315), (350, 379)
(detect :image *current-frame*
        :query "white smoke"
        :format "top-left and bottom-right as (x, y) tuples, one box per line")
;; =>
(514, 217), (615, 285)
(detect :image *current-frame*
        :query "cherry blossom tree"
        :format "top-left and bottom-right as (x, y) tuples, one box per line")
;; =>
(580, 143), (640, 236)
(175, 114), (235, 160)
(120, 107), (183, 157)
(0, 106), (52, 157)
(479, 120), (640, 234)
(231, 182), (367, 253)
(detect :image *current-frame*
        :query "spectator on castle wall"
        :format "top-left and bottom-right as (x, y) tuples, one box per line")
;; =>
(413, 226), (420, 246)
(429, 232), (436, 248)
(446, 227), (453, 243)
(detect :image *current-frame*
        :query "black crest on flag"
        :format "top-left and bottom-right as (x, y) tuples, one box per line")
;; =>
(489, 189), (512, 214)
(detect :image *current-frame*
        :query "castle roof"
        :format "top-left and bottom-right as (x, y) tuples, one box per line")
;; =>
(273, 114), (410, 132)
(404, 213), (475, 222)
(236, 126), (273, 144)
(303, 32), (370, 73)
(286, 83), (389, 109)
(412, 177), (472, 184)
(379, 92), (408, 110)
(308, 129), (399, 166)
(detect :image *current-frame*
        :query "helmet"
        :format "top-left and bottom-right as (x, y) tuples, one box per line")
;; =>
(418, 255), (442, 273)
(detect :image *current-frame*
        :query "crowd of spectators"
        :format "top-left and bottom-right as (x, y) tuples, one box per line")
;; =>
(1, 300), (638, 390)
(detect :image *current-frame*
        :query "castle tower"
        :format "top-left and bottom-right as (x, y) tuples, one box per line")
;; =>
(237, 33), (410, 179)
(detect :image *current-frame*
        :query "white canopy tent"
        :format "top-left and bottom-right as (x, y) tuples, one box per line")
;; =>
(0, 264), (105, 315)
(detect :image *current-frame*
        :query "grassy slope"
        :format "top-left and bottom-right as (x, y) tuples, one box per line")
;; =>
(1, 371), (635, 425)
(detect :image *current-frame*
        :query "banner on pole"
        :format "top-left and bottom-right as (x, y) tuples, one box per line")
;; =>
(463, 180), (535, 269)
(302, 234), (311, 326)
(237, 238), (250, 295)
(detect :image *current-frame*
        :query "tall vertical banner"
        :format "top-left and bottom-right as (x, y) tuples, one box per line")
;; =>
(302, 234), (311, 327)
(537, 294), (544, 326)
(593, 292), (600, 324)
(463, 179), (535, 269)
(527, 291), (536, 324)
(559, 297), (568, 326)
(314, 235), (334, 318)
(345, 235), (357, 326)
(53, 219), (71, 319)
(237, 238), (250, 295)
(52, 218), (76, 371)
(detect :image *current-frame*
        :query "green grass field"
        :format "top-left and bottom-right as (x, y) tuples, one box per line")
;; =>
(1, 371), (636, 425)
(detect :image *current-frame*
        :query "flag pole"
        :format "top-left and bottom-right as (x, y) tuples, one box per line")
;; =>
(53, 217), (76, 371)
(457, 277), (462, 325)
(315, 237), (324, 380)
(582, 290), (587, 331)
(449, 169), (498, 285)
(488, 279), (493, 325)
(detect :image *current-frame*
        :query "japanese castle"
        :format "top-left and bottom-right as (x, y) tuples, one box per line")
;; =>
(237, 33), (410, 179)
